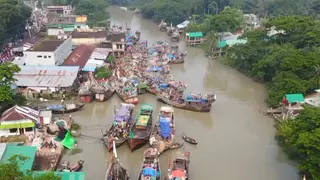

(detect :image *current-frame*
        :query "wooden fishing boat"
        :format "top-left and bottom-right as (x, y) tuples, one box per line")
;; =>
(116, 82), (139, 104)
(105, 141), (130, 180)
(47, 103), (85, 114)
(137, 148), (161, 180)
(57, 160), (84, 172)
(162, 142), (183, 153)
(171, 30), (180, 42)
(164, 151), (190, 180)
(182, 133), (197, 145)
(102, 103), (135, 152)
(157, 92), (216, 112)
(127, 104), (153, 152)
(78, 88), (94, 103)
(159, 20), (167, 32)
(92, 81), (116, 102)
(149, 106), (175, 154)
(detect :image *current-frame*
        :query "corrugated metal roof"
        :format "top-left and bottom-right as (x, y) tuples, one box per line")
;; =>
(63, 45), (94, 68)
(1, 145), (37, 171)
(14, 66), (79, 87)
(1, 105), (39, 122)
(33, 171), (85, 180)
(0, 143), (6, 159)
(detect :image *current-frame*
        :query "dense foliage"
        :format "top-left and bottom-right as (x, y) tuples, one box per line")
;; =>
(0, 155), (61, 180)
(227, 16), (320, 106)
(51, 0), (109, 27)
(0, 0), (32, 46)
(276, 107), (320, 179)
(95, 66), (112, 79)
(0, 62), (26, 113)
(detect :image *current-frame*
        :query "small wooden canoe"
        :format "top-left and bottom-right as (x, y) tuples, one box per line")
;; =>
(182, 133), (197, 145)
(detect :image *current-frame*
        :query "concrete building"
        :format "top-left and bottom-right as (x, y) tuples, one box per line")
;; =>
(46, 5), (74, 15)
(14, 66), (80, 99)
(0, 106), (39, 137)
(62, 45), (95, 69)
(109, 32), (125, 57)
(24, 36), (72, 66)
(71, 31), (107, 45)
(46, 23), (89, 35)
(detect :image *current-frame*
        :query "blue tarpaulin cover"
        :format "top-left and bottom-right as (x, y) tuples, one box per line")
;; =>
(127, 42), (133, 46)
(160, 84), (169, 88)
(143, 167), (156, 177)
(147, 66), (163, 72)
(168, 54), (174, 59)
(47, 104), (64, 110)
(185, 95), (201, 102)
(159, 117), (171, 138)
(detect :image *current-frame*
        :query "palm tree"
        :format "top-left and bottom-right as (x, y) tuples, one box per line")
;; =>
(206, 30), (219, 57)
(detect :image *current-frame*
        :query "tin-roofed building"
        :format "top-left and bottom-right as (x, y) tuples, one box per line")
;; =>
(62, 45), (95, 69)
(14, 66), (80, 99)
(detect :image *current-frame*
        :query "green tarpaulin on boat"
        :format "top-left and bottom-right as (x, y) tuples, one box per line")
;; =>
(61, 131), (76, 149)
(136, 115), (150, 126)
(141, 104), (153, 111)
(129, 130), (134, 139)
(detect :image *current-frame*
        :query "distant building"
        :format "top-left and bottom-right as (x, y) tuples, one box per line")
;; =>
(23, 36), (72, 66)
(244, 14), (261, 30)
(14, 66), (80, 99)
(71, 31), (107, 45)
(46, 5), (74, 15)
(108, 32), (125, 57)
(46, 23), (89, 35)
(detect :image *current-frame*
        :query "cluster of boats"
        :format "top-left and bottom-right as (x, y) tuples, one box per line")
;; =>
(75, 36), (216, 112)
(103, 103), (194, 180)
(159, 20), (181, 42)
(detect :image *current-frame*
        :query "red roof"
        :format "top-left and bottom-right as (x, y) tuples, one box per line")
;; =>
(1, 105), (39, 122)
(63, 45), (95, 68)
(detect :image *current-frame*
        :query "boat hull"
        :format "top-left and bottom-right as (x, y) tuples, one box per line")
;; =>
(157, 94), (214, 112)
(51, 104), (85, 114)
(95, 90), (115, 102)
(102, 137), (127, 152)
(127, 138), (147, 152)
(79, 94), (94, 103)
(146, 87), (157, 95)
(168, 59), (184, 64)
(116, 91), (139, 104)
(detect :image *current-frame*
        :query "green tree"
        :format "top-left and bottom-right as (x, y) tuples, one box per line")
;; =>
(0, 155), (61, 180)
(0, 0), (31, 46)
(276, 107), (320, 179)
(95, 66), (112, 79)
(0, 63), (26, 113)
(105, 55), (115, 64)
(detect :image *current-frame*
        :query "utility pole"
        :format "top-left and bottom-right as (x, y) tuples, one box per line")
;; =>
(26, 20), (32, 38)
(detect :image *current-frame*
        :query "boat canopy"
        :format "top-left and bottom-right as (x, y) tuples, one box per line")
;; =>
(171, 170), (185, 179)
(168, 54), (174, 59)
(115, 106), (130, 122)
(160, 83), (169, 89)
(185, 95), (201, 102)
(143, 167), (156, 177)
(136, 115), (150, 127)
(159, 117), (171, 138)
(141, 104), (153, 112)
(160, 106), (174, 113)
(47, 104), (64, 110)
(147, 66), (163, 72)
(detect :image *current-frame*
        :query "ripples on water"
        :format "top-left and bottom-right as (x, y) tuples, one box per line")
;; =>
(62, 6), (299, 180)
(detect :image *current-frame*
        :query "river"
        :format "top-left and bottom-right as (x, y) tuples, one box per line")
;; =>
(64, 6), (299, 180)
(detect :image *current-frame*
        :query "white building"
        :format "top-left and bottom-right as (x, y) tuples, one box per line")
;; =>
(0, 106), (49, 137)
(24, 36), (72, 66)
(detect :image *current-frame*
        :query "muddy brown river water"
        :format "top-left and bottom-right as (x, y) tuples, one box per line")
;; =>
(63, 6), (299, 180)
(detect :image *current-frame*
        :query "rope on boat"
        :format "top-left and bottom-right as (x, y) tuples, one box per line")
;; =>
(79, 133), (103, 140)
